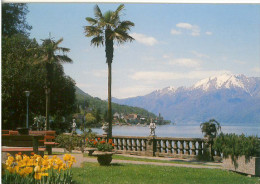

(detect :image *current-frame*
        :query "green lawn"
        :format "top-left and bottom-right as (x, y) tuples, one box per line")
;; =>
(83, 154), (219, 167)
(72, 162), (260, 184)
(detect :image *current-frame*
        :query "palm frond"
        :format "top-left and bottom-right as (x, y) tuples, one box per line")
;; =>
(84, 26), (103, 37)
(91, 36), (104, 47)
(94, 5), (103, 20)
(55, 55), (73, 63)
(115, 4), (125, 15)
(57, 47), (70, 53)
(117, 21), (135, 31)
(85, 17), (98, 25)
(113, 30), (134, 44)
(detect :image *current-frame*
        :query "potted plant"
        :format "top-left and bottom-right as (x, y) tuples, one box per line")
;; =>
(213, 133), (260, 176)
(84, 138), (99, 156)
(92, 139), (115, 165)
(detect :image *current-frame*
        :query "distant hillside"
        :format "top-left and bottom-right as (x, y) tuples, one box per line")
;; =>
(75, 86), (156, 118)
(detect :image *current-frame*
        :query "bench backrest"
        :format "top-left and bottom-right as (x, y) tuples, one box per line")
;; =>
(2, 135), (45, 147)
(2, 130), (10, 136)
(29, 131), (56, 142)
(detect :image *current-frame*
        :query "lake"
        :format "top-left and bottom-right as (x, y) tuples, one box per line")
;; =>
(77, 125), (259, 138)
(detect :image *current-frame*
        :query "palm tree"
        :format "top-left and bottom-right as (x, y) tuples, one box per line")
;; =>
(200, 119), (221, 139)
(84, 4), (135, 139)
(37, 37), (72, 130)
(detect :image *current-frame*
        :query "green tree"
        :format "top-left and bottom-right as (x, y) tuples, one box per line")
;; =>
(85, 113), (96, 127)
(200, 119), (221, 139)
(2, 3), (32, 37)
(35, 37), (73, 130)
(2, 35), (76, 130)
(84, 4), (134, 138)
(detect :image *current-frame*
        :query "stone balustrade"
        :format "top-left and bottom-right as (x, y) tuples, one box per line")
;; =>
(96, 135), (207, 159)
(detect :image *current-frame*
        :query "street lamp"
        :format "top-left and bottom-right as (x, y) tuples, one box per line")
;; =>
(25, 91), (30, 128)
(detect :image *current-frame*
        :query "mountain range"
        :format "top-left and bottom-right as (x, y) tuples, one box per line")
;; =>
(112, 74), (260, 125)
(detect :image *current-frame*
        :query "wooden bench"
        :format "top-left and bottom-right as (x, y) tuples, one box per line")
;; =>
(29, 131), (59, 155)
(2, 135), (45, 156)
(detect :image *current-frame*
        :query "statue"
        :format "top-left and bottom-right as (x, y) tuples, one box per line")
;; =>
(72, 119), (77, 133)
(102, 122), (109, 135)
(149, 119), (156, 136)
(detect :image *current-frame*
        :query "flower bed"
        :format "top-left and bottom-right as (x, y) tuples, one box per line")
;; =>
(2, 152), (76, 183)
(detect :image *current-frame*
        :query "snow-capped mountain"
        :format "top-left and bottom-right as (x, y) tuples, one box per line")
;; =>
(113, 74), (260, 125)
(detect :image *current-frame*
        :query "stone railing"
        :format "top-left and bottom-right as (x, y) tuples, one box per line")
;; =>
(96, 135), (208, 159)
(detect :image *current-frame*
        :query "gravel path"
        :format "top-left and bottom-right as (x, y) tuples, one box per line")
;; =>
(55, 153), (222, 169)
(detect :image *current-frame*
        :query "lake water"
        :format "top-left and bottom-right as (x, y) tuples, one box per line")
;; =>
(77, 125), (259, 138)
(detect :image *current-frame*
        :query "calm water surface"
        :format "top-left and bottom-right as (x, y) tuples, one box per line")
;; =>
(78, 125), (259, 138)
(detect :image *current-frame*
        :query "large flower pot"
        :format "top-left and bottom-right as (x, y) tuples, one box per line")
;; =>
(84, 147), (97, 156)
(93, 151), (114, 166)
(223, 155), (260, 176)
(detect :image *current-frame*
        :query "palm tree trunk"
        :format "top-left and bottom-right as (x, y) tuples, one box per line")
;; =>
(107, 61), (112, 139)
(45, 86), (50, 130)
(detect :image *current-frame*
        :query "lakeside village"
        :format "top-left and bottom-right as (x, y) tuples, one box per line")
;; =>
(112, 112), (171, 126)
(73, 108), (171, 128)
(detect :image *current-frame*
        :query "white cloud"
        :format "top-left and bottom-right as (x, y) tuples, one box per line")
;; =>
(170, 29), (182, 35)
(252, 67), (260, 73)
(114, 85), (156, 98)
(176, 23), (193, 29)
(233, 60), (246, 64)
(130, 33), (158, 46)
(205, 31), (213, 35)
(169, 58), (200, 68)
(174, 22), (200, 36)
(130, 70), (232, 81)
(92, 69), (107, 78)
(191, 51), (209, 58)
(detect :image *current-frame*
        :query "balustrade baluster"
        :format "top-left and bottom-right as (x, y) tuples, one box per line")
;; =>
(163, 140), (167, 153)
(198, 141), (203, 156)
(129, 138), (133, 151)
(168, 140), (173, 154)
(173, 141), (178, 154)
(156, 139), (162, 153)
(138, 139), (142, 151)
(179, 140), (184, 155)
(124, 138), (128, 151)
(133, 139), (137, 151)
(114, 138), (119, 150)
(185, 141), (190, 155)
(191, 141), (196, 156)
(143, 139), (147, 151)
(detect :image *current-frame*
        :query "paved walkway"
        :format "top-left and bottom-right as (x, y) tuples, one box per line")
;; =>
(52, 148), (222, 169)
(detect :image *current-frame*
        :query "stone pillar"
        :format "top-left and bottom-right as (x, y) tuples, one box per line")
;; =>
(145, 136), (156, 157)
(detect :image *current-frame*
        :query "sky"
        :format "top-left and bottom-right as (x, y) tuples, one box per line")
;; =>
(26, 3), (260, 99)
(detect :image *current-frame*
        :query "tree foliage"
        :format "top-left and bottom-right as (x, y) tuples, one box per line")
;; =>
(200, 119), (221, 139)
(2, 35), (76, 130)
(2, 3), (32, 37)
(213, 133), (260, 161)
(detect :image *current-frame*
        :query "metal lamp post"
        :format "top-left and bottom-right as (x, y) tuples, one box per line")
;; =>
(25, 91), (30, 128)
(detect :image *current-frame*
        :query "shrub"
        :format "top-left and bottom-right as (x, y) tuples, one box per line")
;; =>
(213, 133), (260, 160)
(2, 153), (76, 184)
(56, 134), (81, 152)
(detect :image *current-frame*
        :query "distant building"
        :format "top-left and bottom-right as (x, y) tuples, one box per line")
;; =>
(113, 112), (120, 119)
(128, 114), (138, 120)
